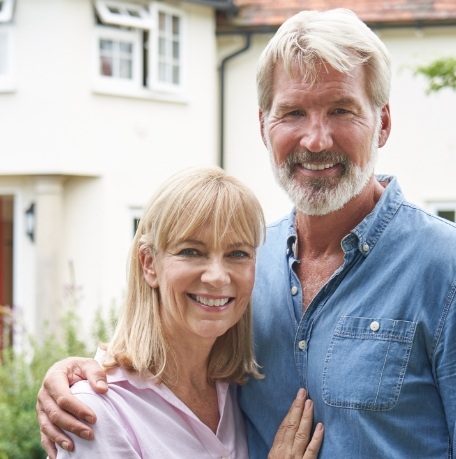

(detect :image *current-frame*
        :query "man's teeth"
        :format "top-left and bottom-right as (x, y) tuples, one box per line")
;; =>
(194, 295), (230, 307)
(302, 163), (335, 171)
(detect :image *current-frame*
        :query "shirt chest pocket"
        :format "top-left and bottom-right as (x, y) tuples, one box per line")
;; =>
(322, 316), (417, 411)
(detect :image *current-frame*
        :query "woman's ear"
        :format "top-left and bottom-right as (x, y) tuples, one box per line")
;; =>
(140, 247), (159, 288)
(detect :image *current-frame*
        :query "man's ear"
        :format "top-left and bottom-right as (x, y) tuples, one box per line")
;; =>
(378, 103), (392, 148)
(259, 109), (267, 146)
(140, 247), (159, 288)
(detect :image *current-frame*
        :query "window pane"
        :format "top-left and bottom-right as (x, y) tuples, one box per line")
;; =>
(119, 58), (132, 79)
(159, 37), (166, 55)
(100, 56), (113, 76)
(100, 39), (113, 52)
(0, 34), (6, 74)
(119, 41), (132, 53)
(437, 210), (455, 222)
(172, 64), (179, 84)
(127, 9), (140, 18)
(159, 62), (167, 82)
(172, 41), (179, 59)
(107, 6), (121, 15)
(159, 12), (166, 31)
(172, 15), (179, 35)
(98, 37), (134, 80)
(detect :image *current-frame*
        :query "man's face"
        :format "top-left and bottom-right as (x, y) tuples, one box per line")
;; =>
(260, 62), (390, 216)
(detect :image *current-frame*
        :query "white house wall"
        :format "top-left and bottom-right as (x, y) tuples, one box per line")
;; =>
(1, 0), (219, 340)
(220, 26), (456, 223)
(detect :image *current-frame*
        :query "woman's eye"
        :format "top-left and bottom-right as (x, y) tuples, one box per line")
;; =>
(177, 248), (200, 257)
(229, 250), (251, 259)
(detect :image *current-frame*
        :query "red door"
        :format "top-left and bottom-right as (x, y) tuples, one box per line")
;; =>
(0, 196), (13, 351)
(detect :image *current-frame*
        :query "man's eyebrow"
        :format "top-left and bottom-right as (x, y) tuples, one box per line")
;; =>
(332, 97), (362, 109)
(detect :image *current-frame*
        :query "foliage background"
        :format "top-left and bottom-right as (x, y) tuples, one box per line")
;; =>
(415, 56), (456, 93)
(0, 307), (117, 459)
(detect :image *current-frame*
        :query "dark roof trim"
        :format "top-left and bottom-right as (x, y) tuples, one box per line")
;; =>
(217, 18), (456, 35)
(182, 0), (236, 12)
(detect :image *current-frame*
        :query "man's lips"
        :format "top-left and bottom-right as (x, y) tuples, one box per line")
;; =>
(301, 162), (336, 171)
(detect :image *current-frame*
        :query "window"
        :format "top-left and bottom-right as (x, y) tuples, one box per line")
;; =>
(93, 0), (185, 98)
(0, 0), (15, 92)
(0, 0), (15, 23)
(427, 202), (456, 223)
(129, 207), (143, 238)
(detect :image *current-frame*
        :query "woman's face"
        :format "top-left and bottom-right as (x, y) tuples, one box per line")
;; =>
(142, 225), (256, 344)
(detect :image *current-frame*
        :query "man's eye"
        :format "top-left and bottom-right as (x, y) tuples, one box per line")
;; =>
(333, 108), (349, 115)
(289, 110), (304, 116)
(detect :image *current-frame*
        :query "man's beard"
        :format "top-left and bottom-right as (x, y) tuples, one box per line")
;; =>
(268, 121), (380, 216)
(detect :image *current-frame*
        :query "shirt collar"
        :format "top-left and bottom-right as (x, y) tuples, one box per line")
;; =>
(345, 175), (403, 256)
(285, 175), (404, 258)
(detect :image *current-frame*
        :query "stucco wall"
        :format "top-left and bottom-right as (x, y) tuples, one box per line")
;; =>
(1, 0), (220, 338)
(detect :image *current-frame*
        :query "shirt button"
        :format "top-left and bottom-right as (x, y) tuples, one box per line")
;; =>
(291, 286), (298, 296)
(298, 340), (307, 350)
(362, 242), (369, 253)
(370, 321), (380, 332)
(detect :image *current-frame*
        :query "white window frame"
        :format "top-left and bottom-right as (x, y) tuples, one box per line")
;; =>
(0, 0), (15, 23)
(427, 201), (456, 222)
(92, 26), (142, 93)
(94, 0), (152, 30)
(93, 0), (186, 99)
(0, 25), (15, 92)
(148, 2), (185, 92)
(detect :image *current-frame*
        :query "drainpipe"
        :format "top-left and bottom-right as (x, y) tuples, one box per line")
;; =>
(218, 32), (252, 169)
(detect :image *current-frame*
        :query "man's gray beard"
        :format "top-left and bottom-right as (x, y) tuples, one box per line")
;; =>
(269, 139), (379, 216)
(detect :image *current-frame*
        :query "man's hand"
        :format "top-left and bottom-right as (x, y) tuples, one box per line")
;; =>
(36, 357), (108, 459)
(268, 388), (324, 459)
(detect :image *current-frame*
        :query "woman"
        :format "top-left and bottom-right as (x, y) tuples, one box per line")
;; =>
(54, 166), (323, 458)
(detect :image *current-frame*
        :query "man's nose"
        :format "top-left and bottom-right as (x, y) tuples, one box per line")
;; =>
(299, 116), (333, 153)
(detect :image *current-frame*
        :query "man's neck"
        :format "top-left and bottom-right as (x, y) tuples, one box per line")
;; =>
(295, 177), (385, 258)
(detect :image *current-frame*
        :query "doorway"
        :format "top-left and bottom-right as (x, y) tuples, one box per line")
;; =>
(0, 195), (13, 350)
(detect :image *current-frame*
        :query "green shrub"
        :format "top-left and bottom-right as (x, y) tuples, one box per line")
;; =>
(0, 307), (116, 459)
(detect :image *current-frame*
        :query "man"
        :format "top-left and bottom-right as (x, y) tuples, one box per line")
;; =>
(38, 9), (456, 458)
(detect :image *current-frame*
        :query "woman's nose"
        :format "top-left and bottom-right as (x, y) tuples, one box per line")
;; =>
(201, 258), (231, 288)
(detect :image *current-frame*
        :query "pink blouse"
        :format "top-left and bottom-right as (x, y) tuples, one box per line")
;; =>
(56, 364), (248, 458)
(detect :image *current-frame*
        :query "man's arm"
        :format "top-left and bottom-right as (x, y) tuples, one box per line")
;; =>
(36, 357), (109, 459)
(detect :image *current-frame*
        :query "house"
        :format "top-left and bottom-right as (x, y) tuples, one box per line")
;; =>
(1, 0), (455, 345)
(0, 0), (232, 344)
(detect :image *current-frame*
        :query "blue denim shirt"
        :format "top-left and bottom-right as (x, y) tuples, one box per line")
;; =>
(240, 176), (456, 458)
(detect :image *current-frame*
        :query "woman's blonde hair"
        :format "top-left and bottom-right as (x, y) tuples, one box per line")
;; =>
(257, 8), (391, 113)
(103, 166), (265, 384)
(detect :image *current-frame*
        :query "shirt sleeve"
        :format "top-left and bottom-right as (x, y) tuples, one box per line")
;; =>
(434, 290), (456, 447)
(56, 388), (141, 458)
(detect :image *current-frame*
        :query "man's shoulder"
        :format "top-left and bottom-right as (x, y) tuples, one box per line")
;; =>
(265, 212), (294, 235)
(400, 201), (456, 235)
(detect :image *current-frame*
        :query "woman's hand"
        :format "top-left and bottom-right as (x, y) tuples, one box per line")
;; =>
(268, 388), (324, 458)
(36, 357), (108, 459)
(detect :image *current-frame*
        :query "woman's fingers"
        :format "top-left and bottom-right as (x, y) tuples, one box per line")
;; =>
(269, 388), (324, 458)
